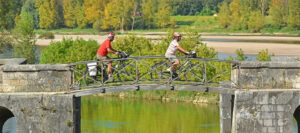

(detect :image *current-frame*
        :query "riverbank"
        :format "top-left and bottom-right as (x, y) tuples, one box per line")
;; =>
(94, 90), (219, 104)
(36, 34), (300, 55)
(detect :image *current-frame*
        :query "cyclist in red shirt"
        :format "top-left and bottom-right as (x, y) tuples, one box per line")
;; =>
(97, 32), (120, 80)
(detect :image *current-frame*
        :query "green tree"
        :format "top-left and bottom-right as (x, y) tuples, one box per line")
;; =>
(155, 0), (171, 28)
(269, 0), (288, 27)
(229, 0), (242, 29)
(142, 0), (155, 29)
(35, 0), (60, 29)
(0, 0), (22, 29)
(248, 10), (265, 32)
(74, 1), (87, 28)
(287, 0), (300, 28)
(101, 0), (134, 31)
(218, 2), (231, 28)
(63, 0), (76, 28)
(21, 0), (39, 28)
(83, 0), (106, 25)
(12, 12), (37, 64)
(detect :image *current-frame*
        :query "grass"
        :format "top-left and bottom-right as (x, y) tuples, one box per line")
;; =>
(34, 16), (300, 36)
(101, 90), (220, 104)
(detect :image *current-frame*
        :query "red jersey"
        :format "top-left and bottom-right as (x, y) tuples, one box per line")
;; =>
(97, 39), (112, 56)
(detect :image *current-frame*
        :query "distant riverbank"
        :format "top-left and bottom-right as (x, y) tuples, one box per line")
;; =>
(36, 34), (300, 55)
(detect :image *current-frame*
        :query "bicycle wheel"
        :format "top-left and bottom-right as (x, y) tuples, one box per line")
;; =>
(115, 64), (138, 82)
(150, 61), (169, 81)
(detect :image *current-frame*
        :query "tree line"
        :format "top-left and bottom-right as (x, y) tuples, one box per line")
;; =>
(0, 0), (225, 31)
(218, 0), (299, 32)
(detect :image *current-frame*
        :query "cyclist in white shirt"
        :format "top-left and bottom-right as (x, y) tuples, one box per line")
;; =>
(165, 32), (190, 72)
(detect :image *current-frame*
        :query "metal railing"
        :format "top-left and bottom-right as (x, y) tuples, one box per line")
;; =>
(68, 56), (239, 90)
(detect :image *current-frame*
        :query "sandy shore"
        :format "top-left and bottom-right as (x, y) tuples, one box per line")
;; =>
(37, 35), (300, 56)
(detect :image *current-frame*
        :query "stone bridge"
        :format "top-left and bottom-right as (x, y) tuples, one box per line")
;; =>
(0, 57), (300, 133)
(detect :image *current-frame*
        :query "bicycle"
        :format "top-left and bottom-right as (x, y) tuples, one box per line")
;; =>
(83, 52), (137, 86)
(150, 51), (204, 82)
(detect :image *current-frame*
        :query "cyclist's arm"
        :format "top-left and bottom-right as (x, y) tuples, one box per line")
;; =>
(177, 45), (189, 55)
(107, 48), (120, 54)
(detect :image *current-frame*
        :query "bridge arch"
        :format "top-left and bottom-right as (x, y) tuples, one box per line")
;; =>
(294, 105), (300, 133)
(0, 106), (15, 132)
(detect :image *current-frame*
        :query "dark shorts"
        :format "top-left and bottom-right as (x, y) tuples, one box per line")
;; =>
(97, 55), (112, 64)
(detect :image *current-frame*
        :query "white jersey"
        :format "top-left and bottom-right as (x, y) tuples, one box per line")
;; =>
(165, 40), (179, 56)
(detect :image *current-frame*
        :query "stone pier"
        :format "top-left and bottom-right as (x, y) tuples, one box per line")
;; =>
(0, 59), (80, 133)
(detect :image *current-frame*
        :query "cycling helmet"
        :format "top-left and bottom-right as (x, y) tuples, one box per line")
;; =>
(173, 32), (182, 37)
(107, 32), (115, 38)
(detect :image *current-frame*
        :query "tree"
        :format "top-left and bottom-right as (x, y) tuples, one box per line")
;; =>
(218, 2), (231, 28)
(13, 12), (37, 64)
(0, 0), (22, 29)
(287, 0), (300, 28)
(248, 10), (265, 32)
(63, 0), (76, 28)
(101, 0), (134, 31)
(142, 0), (155, 29)
(21, 0), (39, 29)
(269, 0), (288, 27)
(35, 0), (60, 29)
(155, 0), (171, 28)
(229, 0), (242, 29)
(74, 1), (87, 28)
(83, 0), (106, 25)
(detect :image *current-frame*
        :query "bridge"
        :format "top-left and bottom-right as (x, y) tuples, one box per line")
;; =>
(0, 57), (300, 133)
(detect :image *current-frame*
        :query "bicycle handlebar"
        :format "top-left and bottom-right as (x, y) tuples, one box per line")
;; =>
(118, 51), (130, 58)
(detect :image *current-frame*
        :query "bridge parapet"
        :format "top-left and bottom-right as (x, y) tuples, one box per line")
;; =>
(232, 61), (300, 89)
(1, 64), (72, 92)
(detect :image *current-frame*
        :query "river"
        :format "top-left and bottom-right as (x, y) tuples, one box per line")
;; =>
(81, 96), (220, 133)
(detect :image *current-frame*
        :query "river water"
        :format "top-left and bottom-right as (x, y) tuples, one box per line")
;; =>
(81, 96), (220, 133)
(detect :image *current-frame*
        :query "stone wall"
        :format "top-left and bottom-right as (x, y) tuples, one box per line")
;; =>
(0, 58), (27, 86)
(232, 89), (300, 133)
(0, 93), (80, 133)
(232, 62), (300, 89)
(1, 64), (72, 92)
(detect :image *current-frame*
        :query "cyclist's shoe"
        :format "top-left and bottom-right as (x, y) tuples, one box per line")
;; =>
(172, 72), (178, 78)
(107, 76), (114, 82)
(166, 67), (172, 72)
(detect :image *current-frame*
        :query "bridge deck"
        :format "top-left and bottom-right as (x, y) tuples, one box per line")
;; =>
(68, 84), (234, 97)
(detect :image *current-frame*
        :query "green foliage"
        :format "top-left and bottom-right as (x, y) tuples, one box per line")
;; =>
(63, 0), (76, 28)
(0, 30), (13, 53)
(218, 2), (231, 28)
(155, 0), (171, 28)
(40, 38), (98, 64)
(35, 0), (60, 29)
(256, 49), (274, 61)
(269, 0), (288, 28)
(12, 12), (37, 64)
(38, 32), (55, 39)
(235, 48), (247, 61)
(248, 11), (265, 33)
(0, 0), (22, 29)
(21, 0), (39, 29)
(287, 0), (300, 28)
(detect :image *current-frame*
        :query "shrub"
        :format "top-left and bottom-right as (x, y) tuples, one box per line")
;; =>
(39, 32), (55, 39)
(40, 38), (98, 64)
(256, 49), (274, 61)
(235, 48), (247, 61)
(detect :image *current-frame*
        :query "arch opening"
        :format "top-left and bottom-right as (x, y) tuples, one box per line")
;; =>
(0, 106), (14, 132)
(294, 106), (300, 133)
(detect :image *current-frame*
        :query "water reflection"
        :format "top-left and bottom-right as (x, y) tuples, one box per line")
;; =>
(81, 96), (220, 133)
